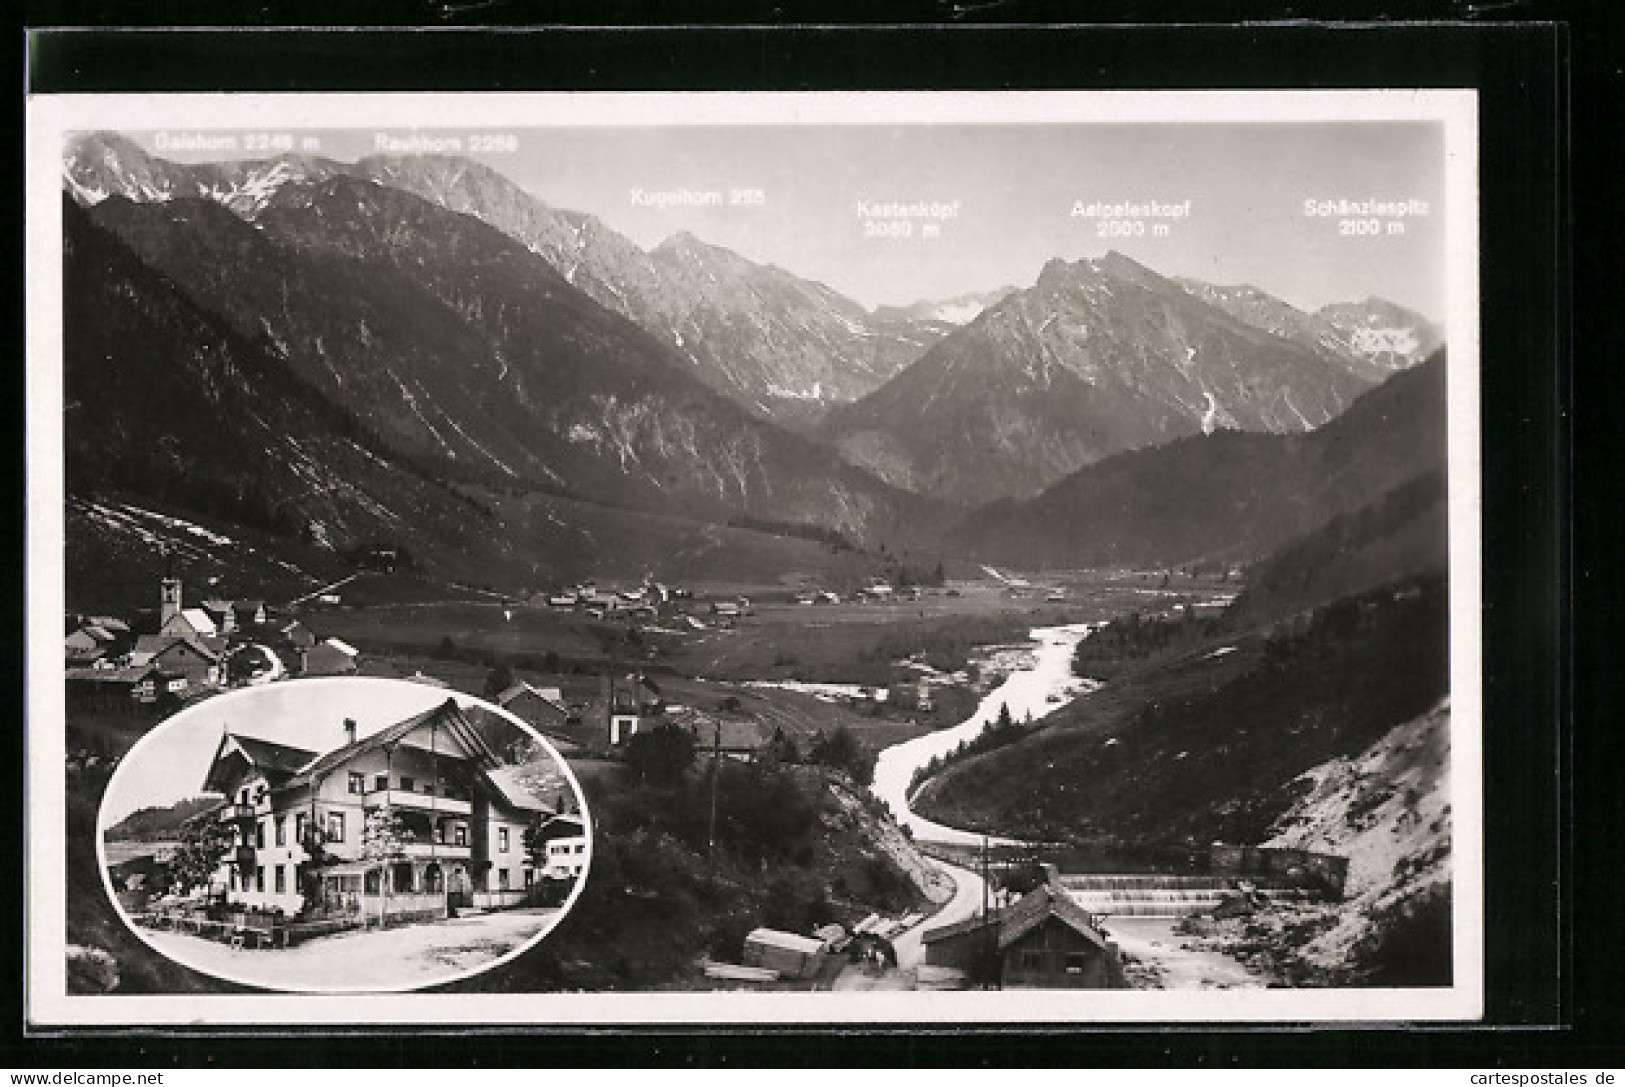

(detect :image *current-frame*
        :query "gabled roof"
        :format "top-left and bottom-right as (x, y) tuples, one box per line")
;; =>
(133, 634), (223, 662)
(177, 608), (218, 636)
(202, 731), (322, 793)
(497, 681), (567, 713)
(920, 886), (1110, 952)
(283, 698), (502, 789)
(318, 637), (359, 657)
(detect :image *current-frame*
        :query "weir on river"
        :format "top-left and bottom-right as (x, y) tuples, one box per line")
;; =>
(1059, 875), (1316, 918)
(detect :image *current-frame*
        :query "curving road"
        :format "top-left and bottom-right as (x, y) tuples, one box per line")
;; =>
(892, 854), (985, 970)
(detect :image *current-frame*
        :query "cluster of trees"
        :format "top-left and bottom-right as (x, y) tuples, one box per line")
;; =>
(726, 515), (855, 551)
(1072, 607), (1225, 679)
(907, 703), (1032, 795)
(804, 726), (874, 787)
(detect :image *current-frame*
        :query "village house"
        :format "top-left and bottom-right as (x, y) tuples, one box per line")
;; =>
(300, 637), (359, 676)
(920, 884), (1126, 989)
(199, 699), (552, 924)
(606, 673), (663, 746)
(130, 633), (224, 687)
(678, 711), (768, 762)
(65, 624), (118, 665)
(531, 813), (588, 880)
(496, 681), (571, 734)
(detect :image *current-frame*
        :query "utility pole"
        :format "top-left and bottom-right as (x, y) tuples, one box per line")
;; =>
(706, 720), (721, 866)
(981, 834), (992, 991)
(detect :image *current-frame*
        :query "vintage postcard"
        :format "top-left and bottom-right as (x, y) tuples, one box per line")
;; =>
(25, 89), (1481, 1025)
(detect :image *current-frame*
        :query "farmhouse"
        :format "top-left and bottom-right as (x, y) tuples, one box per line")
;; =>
(920, 885), (1126, 989)
(199, 698), (551, 924)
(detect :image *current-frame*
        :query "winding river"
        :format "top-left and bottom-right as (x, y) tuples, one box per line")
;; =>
(870, 623), (1099, 846)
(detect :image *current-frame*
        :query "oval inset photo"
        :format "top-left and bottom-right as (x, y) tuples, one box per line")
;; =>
(98, 677), (591, 993)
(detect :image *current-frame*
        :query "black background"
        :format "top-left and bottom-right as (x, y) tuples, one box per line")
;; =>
(9, 7), (1606, 1070)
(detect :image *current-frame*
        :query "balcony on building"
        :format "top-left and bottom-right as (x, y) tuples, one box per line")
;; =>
(218, 803), (258, 824)
(396, 840), (472, 861)
(362, 787), (472, 816)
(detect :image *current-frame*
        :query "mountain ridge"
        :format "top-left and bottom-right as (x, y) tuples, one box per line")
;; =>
(820, 250), (1383, 504)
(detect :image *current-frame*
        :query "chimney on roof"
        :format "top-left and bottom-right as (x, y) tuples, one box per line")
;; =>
(343, 718), (357, 746)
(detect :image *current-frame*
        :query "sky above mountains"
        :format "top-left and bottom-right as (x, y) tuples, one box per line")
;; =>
(123, 121), (1445, 319)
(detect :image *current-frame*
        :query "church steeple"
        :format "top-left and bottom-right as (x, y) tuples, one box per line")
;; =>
(160, 566), (182, 625)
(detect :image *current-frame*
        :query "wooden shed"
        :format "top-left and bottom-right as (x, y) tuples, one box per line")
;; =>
(742, 928), (828, 980)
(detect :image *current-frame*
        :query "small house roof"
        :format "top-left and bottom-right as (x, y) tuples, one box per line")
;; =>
(497, 682), (567, 713)
(321, 637), (360, 657)
(919, 886), (1109, 952)
(745, 928), (826, 955)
